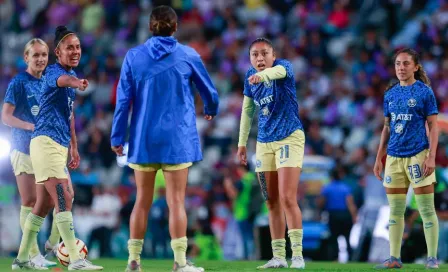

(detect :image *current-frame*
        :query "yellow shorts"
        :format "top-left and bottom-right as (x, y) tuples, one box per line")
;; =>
(30, 136), (69, 183)
(128, 162), (193, 172)
(10, 149), (34, 176)
(255, 129), (305, 172)
(384, 149), (436, 189)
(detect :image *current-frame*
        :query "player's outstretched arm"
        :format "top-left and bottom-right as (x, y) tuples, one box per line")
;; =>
(189, 53), (219, 117)
(249, 65), (287, 84)
(57, 75), (88, 91)
(373, 117), (391, 181)
(111, 52), (133, 153)
(1, 103), (34, 131)
(237, 96), (256, 165)
(424, 114), (438, 176)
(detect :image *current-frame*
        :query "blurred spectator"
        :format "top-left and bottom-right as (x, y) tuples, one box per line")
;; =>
(224, 165), (256, 260)
(318, 166), (358, 261)
(87, 186), (122, 257)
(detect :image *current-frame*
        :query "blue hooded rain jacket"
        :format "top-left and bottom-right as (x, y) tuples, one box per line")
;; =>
(111, 36), (219, 164)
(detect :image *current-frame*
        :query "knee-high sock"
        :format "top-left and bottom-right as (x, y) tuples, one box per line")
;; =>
(20, 206), (41, 258)
(387, 194), (406, 258)
(288, 229), (303, 257)
(17, 213), (44, 262)
(415, 193), (439, 258)
(128, 239), (144, 265)
(56, 211), (80, 263)
(271, 238), (286, 259)
(171, 237), (188, 266)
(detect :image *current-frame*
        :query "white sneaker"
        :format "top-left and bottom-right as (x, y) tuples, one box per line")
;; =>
(32, 254), (57, 267)
(257, 257), (288, 269)
(68, 259), (103, 270)
(12, 259), (49, 270)
(44, 240), (58, 256)
(290, 256), (305, 269)
(172, 261), (204, 272)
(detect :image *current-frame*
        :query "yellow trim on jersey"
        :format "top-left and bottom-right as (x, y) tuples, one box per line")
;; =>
(238, 96), (256, 147)
(256, 65), (287, 82)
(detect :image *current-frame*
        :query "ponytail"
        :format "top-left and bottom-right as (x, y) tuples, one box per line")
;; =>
(415, 64), (431, 87)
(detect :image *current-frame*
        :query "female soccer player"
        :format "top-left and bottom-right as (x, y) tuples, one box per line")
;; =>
(111, 6), (219, 272)
(237, 38), (306, 269)
(3, 38), (59, 269)
(12, 26), (103, 271)
(373, 48), (439, 269)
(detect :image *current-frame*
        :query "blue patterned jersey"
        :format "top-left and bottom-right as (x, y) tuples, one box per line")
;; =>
(243, 59), (303, 142)
(384, 80), (438, 157)
(3, 72), (42, 154)
(32, 63), (76, 147)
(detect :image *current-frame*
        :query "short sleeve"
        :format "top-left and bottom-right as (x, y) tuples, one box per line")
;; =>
(424, 88), (438, 116)
(383, 94), (390, 117)
(243, 69), (255, 98)
(45, 65), (68, 88)
(276, 59), (294, 79)
(4, 77), (21, 106)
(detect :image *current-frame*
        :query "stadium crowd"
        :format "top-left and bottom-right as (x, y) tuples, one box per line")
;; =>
(0, 0), (447, 263)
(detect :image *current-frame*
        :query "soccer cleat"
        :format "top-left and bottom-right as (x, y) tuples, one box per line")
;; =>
(12, 258), (49, 270)
(290, 256), (305, 269)
(125, 260), (141, 272)
(375, 257), (403, 269)
(44, 240), (58, 256)
(257, 257), (288, 269)
(172, 261), (204, 272)
(68, 259), (103, 270)
(426, 257), (439, 269)
(31, 253), (57, 267)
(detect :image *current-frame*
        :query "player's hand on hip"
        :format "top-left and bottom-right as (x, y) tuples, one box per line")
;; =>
(237, 146), (248, 166)
(423, 156), (435, 177)
(69, 147), (80, 169)
(204, 115), (214, 121)
(112, 145), (125, 156)
(248, 75), (262, 85)
(373, 160), (383, 181)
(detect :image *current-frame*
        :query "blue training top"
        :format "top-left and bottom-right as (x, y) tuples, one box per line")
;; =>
(384, 80), (438, 157)
(32, 63), (76, 147)
(243, 59), (303, 143)
(4, 72), (42, 154)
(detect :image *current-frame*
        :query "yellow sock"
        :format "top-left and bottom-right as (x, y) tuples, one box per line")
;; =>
(288, 229), (303, 257)
(415, 193), (439, 258)
(17, 213), (44, 262)
(171, 237), (188, 266)
(271, 238), (286, 259)
(20, 206), (40, 257)
(48, 209), (60, 246)
(387, 194), (406, 258)
(128, 239), (144, 265)
(56, 211), (80, 263)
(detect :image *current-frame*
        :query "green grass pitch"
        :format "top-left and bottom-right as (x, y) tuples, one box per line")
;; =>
(1, 258), (446, 271)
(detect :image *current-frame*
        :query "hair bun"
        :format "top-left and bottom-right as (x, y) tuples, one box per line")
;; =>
(55, 26), (68, 35)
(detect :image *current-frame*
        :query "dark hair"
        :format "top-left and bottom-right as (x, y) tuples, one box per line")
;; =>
(248, 38), (274, 54)
(54, 25), (75, 48)
(150, 6), (177, 37)
(393, 48), (431, 86)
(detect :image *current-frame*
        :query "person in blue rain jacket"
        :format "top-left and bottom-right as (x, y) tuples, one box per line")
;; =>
(111, 5), (219, 272)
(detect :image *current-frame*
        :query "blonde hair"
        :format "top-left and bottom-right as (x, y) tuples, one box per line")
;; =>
(24, 38), (49, 56)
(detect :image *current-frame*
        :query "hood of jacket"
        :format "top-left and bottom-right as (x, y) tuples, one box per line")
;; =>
(146, 36), (178, 60)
